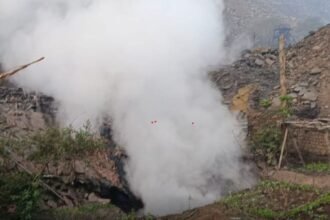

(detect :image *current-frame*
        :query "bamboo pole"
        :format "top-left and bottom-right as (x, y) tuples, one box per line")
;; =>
(277, 127), (288, 170)
(279, 35), (287, 108)
(0, 57), (45, 80)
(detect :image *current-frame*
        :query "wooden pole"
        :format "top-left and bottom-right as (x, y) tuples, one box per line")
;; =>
(279, 35), (287, 108)
(0, 57), (45, 80)
(278, 127), (288, 170)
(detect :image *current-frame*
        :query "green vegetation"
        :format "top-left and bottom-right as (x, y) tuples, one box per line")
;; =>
(300, 162), (330, 174)
(29, 124), (106, 161)
(222, 180), (329, 219)
(51, 204), (156, 220)
(122, 212), (138, 220)
(279, 95), (294, 117)
(260, 98), (272, 109)
(51, 203), (116, 219)
(252, 126), (282, 165)
(1, 123), (107, 162)
(0, 172), (42, 220)
(0, 124), (108, 219)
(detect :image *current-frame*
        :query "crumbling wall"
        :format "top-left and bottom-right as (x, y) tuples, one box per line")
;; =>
(286, 120), (330, 162)
(293, 129), (329, 156)
(0, 85), (56, 136)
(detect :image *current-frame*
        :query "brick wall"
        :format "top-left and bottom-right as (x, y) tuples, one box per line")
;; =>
(288, 128), (330, 157)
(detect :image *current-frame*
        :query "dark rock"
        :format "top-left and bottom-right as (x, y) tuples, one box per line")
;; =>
(99, 183), (144, 213)
(294, 106), (320, 119)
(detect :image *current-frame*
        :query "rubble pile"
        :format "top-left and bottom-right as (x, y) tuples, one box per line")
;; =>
(211, 48), (279, 109)
(286, 24), (330, 118)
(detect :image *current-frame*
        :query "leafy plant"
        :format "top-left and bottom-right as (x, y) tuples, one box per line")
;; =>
(279, 95), (294, 117)
(260, 98), (272, 109)
(0, 172), (41, 220)
(252, 126), (282, 165)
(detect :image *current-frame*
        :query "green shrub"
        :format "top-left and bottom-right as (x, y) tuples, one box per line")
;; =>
(30, 124), (106, 161)
(252, 126), (282, 165)
(260, 99), (272, 109)
(0, 172), (41, 220)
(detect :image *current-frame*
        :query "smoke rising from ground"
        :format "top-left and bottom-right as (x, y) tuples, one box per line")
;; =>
(0, 0), (254, 215)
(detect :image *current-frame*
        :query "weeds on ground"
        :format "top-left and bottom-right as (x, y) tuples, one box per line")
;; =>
(29, 123), (106, 161)
(296, 162), (330, 174)
(51, 203), (115, 219)
(222, 180), (329, 219)
(305, 162), (330, 173)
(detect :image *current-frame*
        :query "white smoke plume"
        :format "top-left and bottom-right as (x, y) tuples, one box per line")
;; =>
(0, 0), (254, 215)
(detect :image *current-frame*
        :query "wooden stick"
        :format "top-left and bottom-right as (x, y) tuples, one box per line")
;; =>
(293, 138), (305, 166)
(279, 35), (287, 108)
(277, 128), (289, 170)
(0, 57), (45, 80)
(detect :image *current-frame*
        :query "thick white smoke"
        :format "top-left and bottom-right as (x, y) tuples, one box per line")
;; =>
(0, 0), (254, 215)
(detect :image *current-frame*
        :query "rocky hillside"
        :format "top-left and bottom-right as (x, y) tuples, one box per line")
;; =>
(224, 0), (330, 47)
(212, 24), (330, 120)
(0, 16), (329, 220)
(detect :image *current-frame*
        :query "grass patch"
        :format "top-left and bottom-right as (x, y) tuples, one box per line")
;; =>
(50, 203), (125, 220)
(28, 124), (106, 161)
(1, 122), (107, 162)
(222, 180), (329, 219)
(53, 203), (113, 215)
(302, 163), (330, 173)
